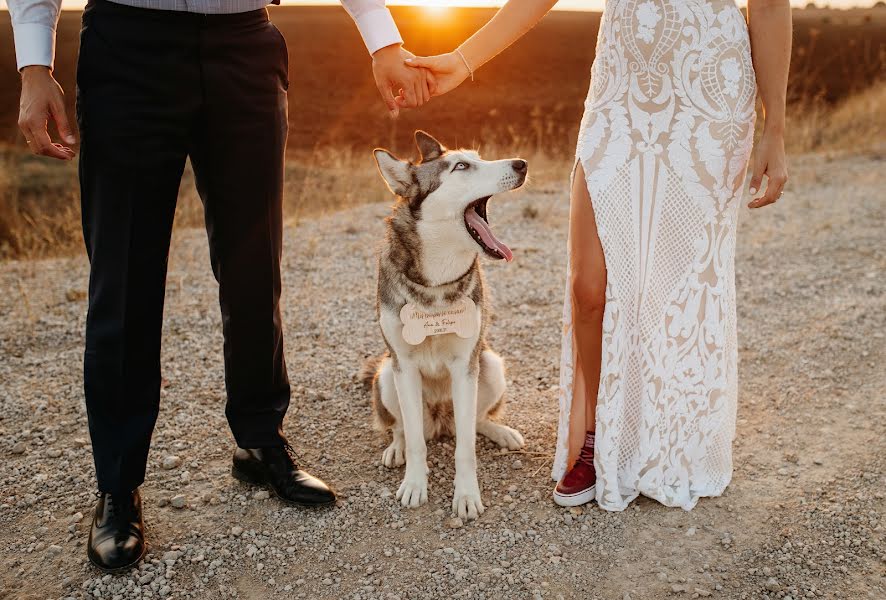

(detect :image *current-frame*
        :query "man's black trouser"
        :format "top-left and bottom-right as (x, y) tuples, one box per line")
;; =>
(77, 0), (291, 494)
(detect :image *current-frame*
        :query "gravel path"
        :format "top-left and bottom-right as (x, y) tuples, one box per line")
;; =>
(1, 151), (883, 600)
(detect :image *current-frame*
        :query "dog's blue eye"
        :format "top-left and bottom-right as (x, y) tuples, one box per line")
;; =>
(453, 162), (469, 171)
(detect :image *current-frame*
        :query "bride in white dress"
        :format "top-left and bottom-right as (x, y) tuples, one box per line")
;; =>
(408, 0), (790, 511)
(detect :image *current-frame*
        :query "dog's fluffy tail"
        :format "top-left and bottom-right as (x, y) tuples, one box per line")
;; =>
(358, 352), (387, 390)
(359, 352), (396, 431)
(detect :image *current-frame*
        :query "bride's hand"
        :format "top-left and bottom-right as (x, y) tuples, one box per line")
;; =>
(405, 53), (471, 97)
(747, 127), (788, 209)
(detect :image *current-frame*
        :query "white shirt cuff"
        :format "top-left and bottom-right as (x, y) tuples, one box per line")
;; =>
(13, 22), (56, 70)
(352, 8), (403, 55)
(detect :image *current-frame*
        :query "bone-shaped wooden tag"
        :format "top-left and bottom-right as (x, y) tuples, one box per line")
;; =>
(400, 297), (478, 345)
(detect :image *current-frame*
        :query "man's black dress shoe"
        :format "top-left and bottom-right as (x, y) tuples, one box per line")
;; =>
(87, 489), (146, 573)
(232, 444), (337, 507)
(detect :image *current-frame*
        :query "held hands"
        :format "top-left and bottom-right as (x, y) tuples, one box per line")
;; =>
(747, 126), (788, 209)
(372, 45), (435, 118)
(18, 66), (76, 160)
(405, 52), (472, 97)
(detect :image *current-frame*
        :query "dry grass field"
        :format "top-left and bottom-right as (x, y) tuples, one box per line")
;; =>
(0, 6), (885, 258)
(1, 6), (885, 151)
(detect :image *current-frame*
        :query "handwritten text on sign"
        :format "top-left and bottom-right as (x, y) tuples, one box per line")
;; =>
(399, 297), (479, 345)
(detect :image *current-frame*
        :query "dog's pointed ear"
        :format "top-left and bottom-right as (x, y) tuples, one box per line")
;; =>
(414, 130), (445, 162)
(373, 149), (413, 197)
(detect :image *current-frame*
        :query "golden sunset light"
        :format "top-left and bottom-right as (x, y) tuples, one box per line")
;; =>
(1, 1), (884, 10)
(0, 0), (884, 597)
(410, 0), (456, 19)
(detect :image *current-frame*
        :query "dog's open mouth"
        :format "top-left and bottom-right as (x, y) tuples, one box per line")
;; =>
(464, 197), (513, 262)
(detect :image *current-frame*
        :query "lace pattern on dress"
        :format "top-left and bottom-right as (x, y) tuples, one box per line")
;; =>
(553, 0), (756, 512)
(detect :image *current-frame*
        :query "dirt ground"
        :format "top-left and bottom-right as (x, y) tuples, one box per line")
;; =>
(0, 150), (883, 600)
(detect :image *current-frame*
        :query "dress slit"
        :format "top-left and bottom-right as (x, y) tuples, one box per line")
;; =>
(561, 159), (606, 474)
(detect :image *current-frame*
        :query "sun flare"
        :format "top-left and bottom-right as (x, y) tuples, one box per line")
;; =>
(409, 0), (455, 18)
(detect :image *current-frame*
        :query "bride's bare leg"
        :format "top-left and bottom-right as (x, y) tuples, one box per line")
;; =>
(569, 164), (606, 434)
(553, 164), (606, 506)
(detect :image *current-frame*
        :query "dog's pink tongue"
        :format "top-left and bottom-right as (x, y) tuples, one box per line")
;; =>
(465, 209), (513, 262)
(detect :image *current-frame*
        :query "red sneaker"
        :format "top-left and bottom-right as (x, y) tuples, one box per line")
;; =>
(553, 433), (596, 507)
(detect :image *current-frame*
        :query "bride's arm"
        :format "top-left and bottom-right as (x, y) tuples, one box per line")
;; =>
(459, 0), (560, 72)
(746, 0), (792, 209)
(406, 0), (559, 96)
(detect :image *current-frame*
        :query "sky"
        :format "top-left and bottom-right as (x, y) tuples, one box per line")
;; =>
(0, 0), (878, 11)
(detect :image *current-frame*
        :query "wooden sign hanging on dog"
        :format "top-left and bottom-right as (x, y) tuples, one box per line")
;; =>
(400, 297), (479, 345)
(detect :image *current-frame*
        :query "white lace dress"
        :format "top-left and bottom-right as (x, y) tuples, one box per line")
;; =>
(552, 0), (757, 511)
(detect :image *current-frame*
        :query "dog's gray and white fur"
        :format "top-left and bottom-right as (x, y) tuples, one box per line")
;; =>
(361, 131), (527, 520)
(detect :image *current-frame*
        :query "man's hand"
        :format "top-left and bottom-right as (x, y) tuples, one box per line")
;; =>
(18, 66), (76, 160)
(372, 45), (432, 118)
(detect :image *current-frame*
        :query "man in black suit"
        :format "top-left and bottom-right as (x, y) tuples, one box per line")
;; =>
(9, 0), (430, 572)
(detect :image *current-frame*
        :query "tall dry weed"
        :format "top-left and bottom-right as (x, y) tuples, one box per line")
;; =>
(0, 151), (81, 258)
(786, 79), (886, 154)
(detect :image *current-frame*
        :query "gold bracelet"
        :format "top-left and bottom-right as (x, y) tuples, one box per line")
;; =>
(455, 48), (474, 82)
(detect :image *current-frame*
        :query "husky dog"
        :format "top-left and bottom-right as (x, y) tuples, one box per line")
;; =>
(361, 131), (527, 520)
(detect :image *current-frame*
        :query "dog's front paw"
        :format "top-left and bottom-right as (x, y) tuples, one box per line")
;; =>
(494, 425), (525, 450)
(381, 438), (405, 468)
(479, 422), (526, 450)
(452, 482), (485, 521)
(396, 474), (428, 508)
